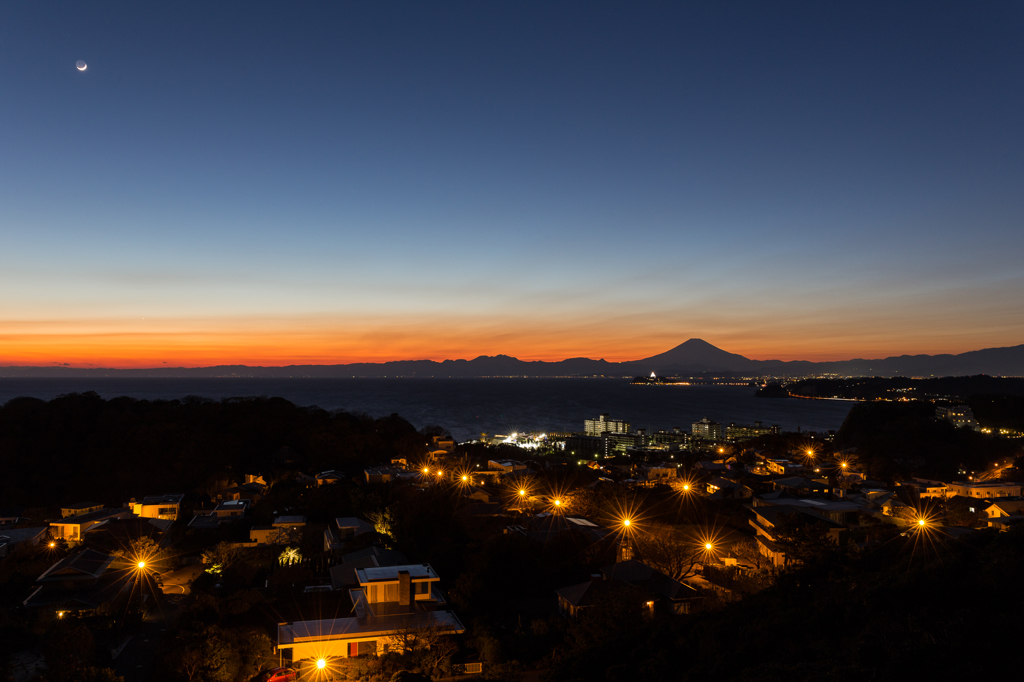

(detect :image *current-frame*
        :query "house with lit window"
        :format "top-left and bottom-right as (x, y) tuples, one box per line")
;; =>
(984, 500), (1024, 518)
(60, 502), (104, 518)
(556, 559), (699, 621)
(749, 504), (842, 567)
(276, 563), (464, 665)
(127, 494), (184, 521)
(49, 508), (134, 542)
(945, 481), (1021, 499)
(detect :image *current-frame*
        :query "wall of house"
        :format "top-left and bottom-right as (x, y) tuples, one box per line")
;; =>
(285, 636), (379, 662)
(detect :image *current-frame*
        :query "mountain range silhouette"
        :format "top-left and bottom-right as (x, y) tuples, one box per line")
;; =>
(2, 338), (1023, 377)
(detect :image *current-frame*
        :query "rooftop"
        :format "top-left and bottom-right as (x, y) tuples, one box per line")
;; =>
(51, 508), (130, 525)
(356, 563), (438, 584)
(278, 610), (464, 645)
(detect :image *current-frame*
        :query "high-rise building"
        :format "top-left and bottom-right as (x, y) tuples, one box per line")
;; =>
(725, 421), (779, 441)
(935, 405), (980, 431)
(584, 413), (631, 436)
(691, 417), (722, 440)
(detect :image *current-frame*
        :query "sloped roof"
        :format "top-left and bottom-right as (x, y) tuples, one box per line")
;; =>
(38, 549), (113, 581)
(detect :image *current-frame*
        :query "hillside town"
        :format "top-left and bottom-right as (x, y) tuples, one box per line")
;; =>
(1, 394), (1021, 682)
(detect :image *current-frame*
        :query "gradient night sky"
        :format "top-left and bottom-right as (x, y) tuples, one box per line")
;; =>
(2, 2), (1022, 367)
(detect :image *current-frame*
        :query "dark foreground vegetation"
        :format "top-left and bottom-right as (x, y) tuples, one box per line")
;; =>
(550, 523), (1024, 682)
(0, 391), (426, 508)
(834, 401), (1021, 481)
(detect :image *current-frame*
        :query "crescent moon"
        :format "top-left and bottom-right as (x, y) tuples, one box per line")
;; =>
(76, 60), (87, 71)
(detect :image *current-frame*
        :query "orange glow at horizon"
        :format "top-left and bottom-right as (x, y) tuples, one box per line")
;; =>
(0, 315), (1017, 369)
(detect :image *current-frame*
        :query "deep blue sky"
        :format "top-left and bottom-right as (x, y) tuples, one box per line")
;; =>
(1, 2), (1022, 366)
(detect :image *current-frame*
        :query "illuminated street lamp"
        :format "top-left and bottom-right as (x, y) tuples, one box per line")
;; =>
(317, 658), (327, 670)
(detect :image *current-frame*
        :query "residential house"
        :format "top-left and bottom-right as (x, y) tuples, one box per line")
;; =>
(984, 500), (1024, 519)
(765, 459), (799, 476)
(210, 500), (249, 518)
(128, 494), (184, 521)
(277, 563), (464, 664)
(695, 461), (729, 474)
(317, 470), (345, 486)
(749, 504), (842, 567)
(218, 481), (267, 503)
(772, 476), (832, 497)
(60, 502), (103, 518)
(556, 559), (699, 621)
(50, 508), (134, 542)
(488, 460), (527, 475)
(251, 515), (307, 545)
(899, 479), (949, 500)
(364, 466), (402, 484)
(188, 499), (249, 529)
(336, 517), (376, 540)
(23, 548), (127, 613)
(431, 436), (455, 452)
(946, 481), (1022, 499)
(706, 477), (753, 500)
(0, 527), (47, 558)
(640, 462), (678, 485)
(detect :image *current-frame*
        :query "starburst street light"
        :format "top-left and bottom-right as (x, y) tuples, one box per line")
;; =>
(317, 658), (327, 669)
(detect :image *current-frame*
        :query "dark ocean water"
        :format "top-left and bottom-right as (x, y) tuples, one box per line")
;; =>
(0, 378), (853, 442)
